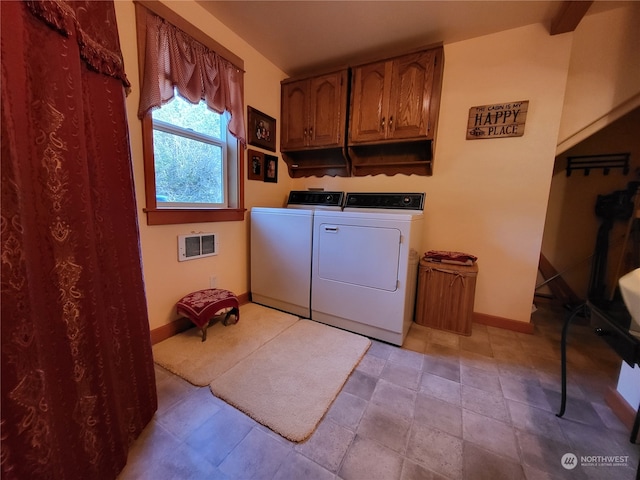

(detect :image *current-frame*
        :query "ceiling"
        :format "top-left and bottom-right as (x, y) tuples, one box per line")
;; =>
(197, 1), (623, 77)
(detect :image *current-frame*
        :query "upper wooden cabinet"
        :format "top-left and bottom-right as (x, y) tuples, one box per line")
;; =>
(281, 69), (349, 151)
(279, 46), (444, 177)
(349, 48), (442, 145)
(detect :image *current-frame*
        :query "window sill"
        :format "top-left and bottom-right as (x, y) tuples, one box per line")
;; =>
(144, 208), (246, 225)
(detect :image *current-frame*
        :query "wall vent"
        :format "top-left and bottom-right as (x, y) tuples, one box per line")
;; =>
(178, 233), (218, 262)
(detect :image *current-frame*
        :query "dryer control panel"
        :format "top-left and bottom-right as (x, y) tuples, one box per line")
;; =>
(344, 193), (425, 211)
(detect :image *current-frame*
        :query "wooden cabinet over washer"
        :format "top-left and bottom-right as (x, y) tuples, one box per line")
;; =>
(348, 46), (444, 176)
(349, 48), (443, 144)
(279, 46), (444, 178)
(281, 69), (349, 151)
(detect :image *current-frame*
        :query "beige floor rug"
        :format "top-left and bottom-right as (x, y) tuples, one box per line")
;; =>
(210, 319), (371, 442)
(152, 303), (298, 386)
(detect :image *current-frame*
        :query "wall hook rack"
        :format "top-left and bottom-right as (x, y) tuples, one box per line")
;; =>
(566, 153), (630, 177)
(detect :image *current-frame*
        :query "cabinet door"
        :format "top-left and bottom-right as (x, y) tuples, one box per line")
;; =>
(349, 61), (392, 143)
(387, 50), (436, 140)
(308, 71), (347, 148)
(281, 79), (309, 150)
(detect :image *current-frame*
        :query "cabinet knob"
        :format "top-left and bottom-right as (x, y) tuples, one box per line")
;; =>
(381, 117), (385, 129)
(389, 116), (393, 129)
(304, 128), (308, 137)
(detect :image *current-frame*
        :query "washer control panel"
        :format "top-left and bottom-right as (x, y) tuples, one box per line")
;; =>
(287, 191), (344, 207)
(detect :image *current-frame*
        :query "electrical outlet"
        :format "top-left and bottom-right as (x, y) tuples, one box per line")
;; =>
(209, 276), (217, 288)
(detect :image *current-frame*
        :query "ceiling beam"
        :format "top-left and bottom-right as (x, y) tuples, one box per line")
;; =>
(550, 1), (594, 35)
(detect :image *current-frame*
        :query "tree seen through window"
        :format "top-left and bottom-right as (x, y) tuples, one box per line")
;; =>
(152, 93), (226, 206)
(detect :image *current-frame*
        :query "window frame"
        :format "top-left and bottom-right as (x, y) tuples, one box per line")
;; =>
(135, 1), (245, 226)
(141, 115), (245, 225)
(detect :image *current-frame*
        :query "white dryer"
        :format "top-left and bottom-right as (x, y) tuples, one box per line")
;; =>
(250, 191), (344, 317)
(311, 193), (424, 345)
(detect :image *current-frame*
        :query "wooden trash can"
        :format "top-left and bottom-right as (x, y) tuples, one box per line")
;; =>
(415, 259), (478, 335)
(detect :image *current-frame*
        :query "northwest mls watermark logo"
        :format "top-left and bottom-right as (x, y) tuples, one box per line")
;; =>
(561, 453), (578, 470)
(562, 452), (630, 469)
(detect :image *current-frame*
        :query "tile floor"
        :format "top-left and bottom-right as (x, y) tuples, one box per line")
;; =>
(118, 303), (639, 479)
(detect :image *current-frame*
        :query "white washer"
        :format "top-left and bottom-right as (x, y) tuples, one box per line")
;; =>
(250, 191), (343, 317)
(311, 193), (424, 345)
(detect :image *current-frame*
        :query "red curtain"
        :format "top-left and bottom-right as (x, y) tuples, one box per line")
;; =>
(1, 2), (157, 479)
(137, 6), (246, 145)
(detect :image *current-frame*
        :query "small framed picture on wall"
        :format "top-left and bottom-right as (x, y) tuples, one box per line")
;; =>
(264, 154), (278, 183)
(247, 149), (264, 181)
(247, 106), (276, 152)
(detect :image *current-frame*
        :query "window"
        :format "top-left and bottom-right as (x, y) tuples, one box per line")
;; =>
(152, 93), (227, 208)
(135, 3), (246, 225)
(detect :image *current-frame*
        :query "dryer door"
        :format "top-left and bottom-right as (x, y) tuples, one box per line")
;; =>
(316, 222), (401, 291)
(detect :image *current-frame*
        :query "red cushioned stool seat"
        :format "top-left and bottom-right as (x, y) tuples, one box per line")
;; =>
(176, 289), (239, 342)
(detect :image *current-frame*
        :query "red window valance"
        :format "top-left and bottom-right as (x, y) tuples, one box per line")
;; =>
(137, 8), (246, 145)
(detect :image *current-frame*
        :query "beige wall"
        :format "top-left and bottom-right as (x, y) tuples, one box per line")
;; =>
(291, 24), (572, 324)
(541, 3), (640, 301)
(557, 3), (640, 154)
(115, 1), (291, 330)
(116, 1), (634, 332)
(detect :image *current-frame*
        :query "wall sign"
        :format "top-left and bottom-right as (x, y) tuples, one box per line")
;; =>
(467, 100), (529, 140)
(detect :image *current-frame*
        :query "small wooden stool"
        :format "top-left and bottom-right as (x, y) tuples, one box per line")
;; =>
(176, 289), (239, 342)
